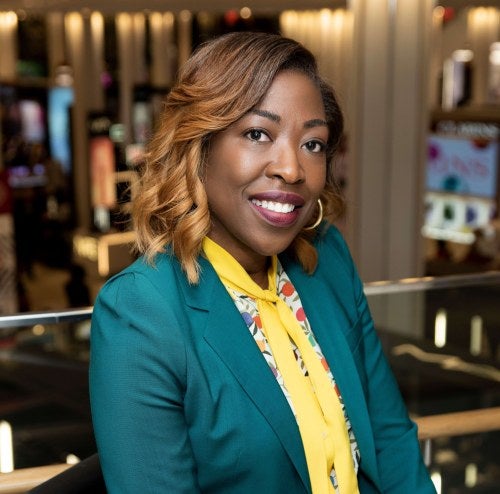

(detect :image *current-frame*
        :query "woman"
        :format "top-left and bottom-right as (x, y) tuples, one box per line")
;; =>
(90, 32), (435, 493)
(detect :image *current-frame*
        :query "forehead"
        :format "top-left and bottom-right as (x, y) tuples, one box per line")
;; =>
(256, 70), (326, 118)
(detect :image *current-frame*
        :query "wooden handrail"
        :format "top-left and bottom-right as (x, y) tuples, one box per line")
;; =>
(1, 407), (500, 493)
(0, 463), (70, 494)
(415, 406), (500, 440)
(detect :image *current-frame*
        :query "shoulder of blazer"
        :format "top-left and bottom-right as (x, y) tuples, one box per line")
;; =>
(106, 250), (222, 312)
(314, 223), (356, 275)
(282, 223), (353, 270)
(104, 252), (178, 293)
(280, 223), (358, 301)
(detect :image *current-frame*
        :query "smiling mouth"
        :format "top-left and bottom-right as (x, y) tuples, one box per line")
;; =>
(251, 199), (296, 213)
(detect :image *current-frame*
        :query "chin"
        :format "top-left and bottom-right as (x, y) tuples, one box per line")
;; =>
(253, 238), (296, 257)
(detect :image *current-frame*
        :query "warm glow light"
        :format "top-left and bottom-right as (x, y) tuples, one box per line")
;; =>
(150, 11), (161, 29)
(320, 8), (331, 29)
(4, 11), (16, 25)
(98, 231), (136, 277)
(240, 7), (251, 20)
(469, 7), (498, 31)
(490, 42), (500, 65)
(164, 11), (174, 29)
(434, 309), (447, 348)
(470, 315), (483, 356)
(432, 7), (444, 29)
(433, 6), (445, 18)
(331, 9), (345, 32)
(0, 421), (14, 473)
(132, 13), (145, 35)
(116, 12), (132, 33)
(280, 10), (299, 39)
(0, 11), (17, 28)
(452, 49), (474, 63)
(179, 10), (192, 22)
(32, 324), (45, 336)
(472, 7), (489, 24)
(465, 463), (478, 488)
(150, 11), (174, 31)
(280, 8), (350, 90)
(66, 454), (81, 465)
(66, 12), (84, 37)
(73, 235), (98, 262)
(90, 11), (103, 32)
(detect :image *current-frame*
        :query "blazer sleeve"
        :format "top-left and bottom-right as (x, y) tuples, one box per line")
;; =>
(89, 271), (200, 494)
(336, 233), (436, 493)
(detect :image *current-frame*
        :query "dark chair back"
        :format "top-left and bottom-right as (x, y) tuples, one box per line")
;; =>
(28, 454), (106, 493)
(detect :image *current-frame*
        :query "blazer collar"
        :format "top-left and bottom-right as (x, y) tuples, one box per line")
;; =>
(173, 255), (312, 492)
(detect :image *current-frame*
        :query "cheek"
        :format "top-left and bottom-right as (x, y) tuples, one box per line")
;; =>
(309, 164), (327, 192)
(205, 156), (233, 191)
(206, 145), (252, 187)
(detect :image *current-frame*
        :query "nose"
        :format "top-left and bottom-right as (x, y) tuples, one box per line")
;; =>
(265, 142), (305, 184)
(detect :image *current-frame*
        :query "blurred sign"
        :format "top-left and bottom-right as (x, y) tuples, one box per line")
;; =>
(90, 136), (116, 208)
(427, 135), (498, 199)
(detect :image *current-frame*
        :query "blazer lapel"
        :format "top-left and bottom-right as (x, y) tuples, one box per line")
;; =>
(173, 256), (311, 493)
(282, 258), (382, 490)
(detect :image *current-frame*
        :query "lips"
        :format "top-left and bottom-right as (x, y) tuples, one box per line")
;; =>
(249, 191), (304, 227)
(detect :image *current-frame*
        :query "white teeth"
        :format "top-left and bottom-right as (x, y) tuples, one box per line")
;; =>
(251, 199), (295, 213)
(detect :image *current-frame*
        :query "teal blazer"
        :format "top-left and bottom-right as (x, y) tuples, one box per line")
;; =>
(90, 225), (435, 493)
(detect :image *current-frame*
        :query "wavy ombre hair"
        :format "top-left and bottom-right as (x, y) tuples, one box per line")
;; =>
(132, 32), (345, 283)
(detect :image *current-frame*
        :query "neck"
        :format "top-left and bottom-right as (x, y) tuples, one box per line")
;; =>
(235, 252), (270, 289)
(248, 267), (270, 290)
(205, 234), (271, 289)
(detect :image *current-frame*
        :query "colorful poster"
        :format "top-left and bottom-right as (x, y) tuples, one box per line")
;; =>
(426, 135), (498, 199)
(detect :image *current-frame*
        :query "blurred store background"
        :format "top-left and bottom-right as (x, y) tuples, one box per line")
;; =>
(0, 1), (499, 492)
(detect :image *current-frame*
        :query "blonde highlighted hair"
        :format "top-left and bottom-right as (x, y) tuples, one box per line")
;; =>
(133, 31), (345, 283)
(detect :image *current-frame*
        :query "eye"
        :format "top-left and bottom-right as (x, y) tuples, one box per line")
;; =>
(303, 140), (326, 153)
(244, 128), (271, 142)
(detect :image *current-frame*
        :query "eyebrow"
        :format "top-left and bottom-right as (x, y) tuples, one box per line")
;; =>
(250, 109), (280, 123)
(249, 109), (328, 129)
(304, 118), (329, 129)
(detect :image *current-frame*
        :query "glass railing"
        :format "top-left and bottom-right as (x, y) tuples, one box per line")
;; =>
(365, 271), (500, 493)
(0, 307), (95, 476)
(1, 272), (499, 492)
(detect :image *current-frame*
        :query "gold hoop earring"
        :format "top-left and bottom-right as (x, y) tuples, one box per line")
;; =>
(304, 199), (323, 231)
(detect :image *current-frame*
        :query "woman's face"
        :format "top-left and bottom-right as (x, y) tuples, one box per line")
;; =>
(204, 69), (328, 270)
